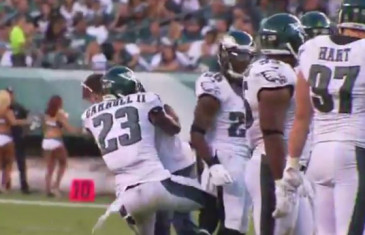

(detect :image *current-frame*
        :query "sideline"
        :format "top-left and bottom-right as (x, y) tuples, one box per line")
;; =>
(0, 199), (108, 209)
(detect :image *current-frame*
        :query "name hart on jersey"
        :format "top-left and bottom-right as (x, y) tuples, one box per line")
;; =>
(318, 47), (351, 62)
(85, 94), (146, 119)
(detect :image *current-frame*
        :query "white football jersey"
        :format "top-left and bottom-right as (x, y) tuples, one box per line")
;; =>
(82, 92), (170, 189)
(195, 72), (251, 157)
(155, 126), (195, 173)
(298, 35), (365, 147)
(244, 57), (296, 152)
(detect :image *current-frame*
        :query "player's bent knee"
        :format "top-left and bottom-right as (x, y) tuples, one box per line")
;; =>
(119, 205), (136, 226)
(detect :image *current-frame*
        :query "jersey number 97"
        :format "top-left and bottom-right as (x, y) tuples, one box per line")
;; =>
(309, 64), (359, 114)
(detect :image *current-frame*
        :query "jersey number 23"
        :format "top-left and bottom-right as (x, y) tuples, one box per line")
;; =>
(92, 106), (142, 155)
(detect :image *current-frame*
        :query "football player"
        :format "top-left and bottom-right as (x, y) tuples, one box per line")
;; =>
(243, 14), (314, 235)
(82, 72), (201, 235)
(82, 67), (216, 235)
(300, 11), (333, 39)
(191, 31), (254, 235)
(82, 72), (200, 235)
(154, 96), (198, 235)
(289, 0), (365, 234)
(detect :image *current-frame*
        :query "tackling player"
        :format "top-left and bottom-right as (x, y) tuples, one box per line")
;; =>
(191, 31), (254, 235)
(82, 67), (215, 235)
(82, 72), (200, 235)
(289, 0), (365, 234)
(154, 105), (199, 235)
(243, 14), (313, 235)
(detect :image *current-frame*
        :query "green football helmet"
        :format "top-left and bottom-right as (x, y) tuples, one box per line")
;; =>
(218, 30), (256, 79)
(259, 13), (306, 56)
(301, 11), (332, 38)
(339, 0), (365, 31)
(101, 66), (142, 98)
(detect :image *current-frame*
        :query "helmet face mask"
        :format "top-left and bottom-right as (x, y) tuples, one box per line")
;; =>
(260, 33), (291, 55)
(339, 1), (365, 32)
(218, 31), (256, 79)
(305, 28), (331, 38)
(259, 13), (306, 58)
(82, 74), (103, 103)
(82, 82), (93, 100)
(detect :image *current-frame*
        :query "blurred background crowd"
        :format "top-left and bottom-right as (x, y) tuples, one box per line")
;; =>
(0, 0), (341, 72)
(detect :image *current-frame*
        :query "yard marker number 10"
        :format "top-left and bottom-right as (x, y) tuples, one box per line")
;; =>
(69, 179), (95, 202)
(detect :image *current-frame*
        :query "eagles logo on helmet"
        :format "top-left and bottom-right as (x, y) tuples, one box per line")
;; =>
(301, 11), (333, 38)
(218, 30), (256, 80)
(101, 66), (144, 98)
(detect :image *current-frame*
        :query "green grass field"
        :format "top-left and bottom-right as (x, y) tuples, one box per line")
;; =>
(0, 193), (130, 235)
(0, 192), (254, 235)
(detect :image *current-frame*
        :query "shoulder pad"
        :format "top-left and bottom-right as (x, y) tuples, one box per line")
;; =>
(297, 38), (316, 80)
(298, 39), (312, 61)
(81, 109), (88, 122)
(196, 72), (225, 101)
(199, 72), (224, 82)
(142, 92), (163, 110)
(250, 58), (294, 88)
(143, 92), (161, 102)
(81, 107), (91, 129)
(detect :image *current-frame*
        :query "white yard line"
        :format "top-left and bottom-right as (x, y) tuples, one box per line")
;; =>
(0, 199), (108, 209)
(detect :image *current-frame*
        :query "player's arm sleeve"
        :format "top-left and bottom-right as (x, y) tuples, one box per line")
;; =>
(195, 72), (225, 102)
(147, 93), (181, 135)
(81, 111), (90, 130)
(146, 92), (164, 114)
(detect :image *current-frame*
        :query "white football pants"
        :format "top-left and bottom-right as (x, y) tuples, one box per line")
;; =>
(245, 150), (315, 235)
(102, 176), (216, 235)
(200, 150), (252, 233)
(307, 142), (365, 235)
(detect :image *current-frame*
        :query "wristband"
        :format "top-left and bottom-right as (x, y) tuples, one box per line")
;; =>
(287, 157), (300, 170)
(190, 124), (206, 135)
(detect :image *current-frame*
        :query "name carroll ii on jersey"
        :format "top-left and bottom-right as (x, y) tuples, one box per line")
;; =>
(83, 94), (147, 120)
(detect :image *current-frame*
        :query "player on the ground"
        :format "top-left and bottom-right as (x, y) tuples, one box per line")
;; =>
(300, 11), (333, 39)
(81, 67), (216, 235)
(243, 14), (314, 235)
(191, 31), (254, 235)
(289, 0), (365, 234)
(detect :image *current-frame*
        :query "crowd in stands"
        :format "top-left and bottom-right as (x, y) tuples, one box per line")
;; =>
(0, 0), (341, 72)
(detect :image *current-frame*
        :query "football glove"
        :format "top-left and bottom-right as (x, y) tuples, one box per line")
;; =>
(272, 179), (297, 218)
(298, 173), (314, 199)
(283, 157), (303, 189)
(209, 164), (233, 186)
